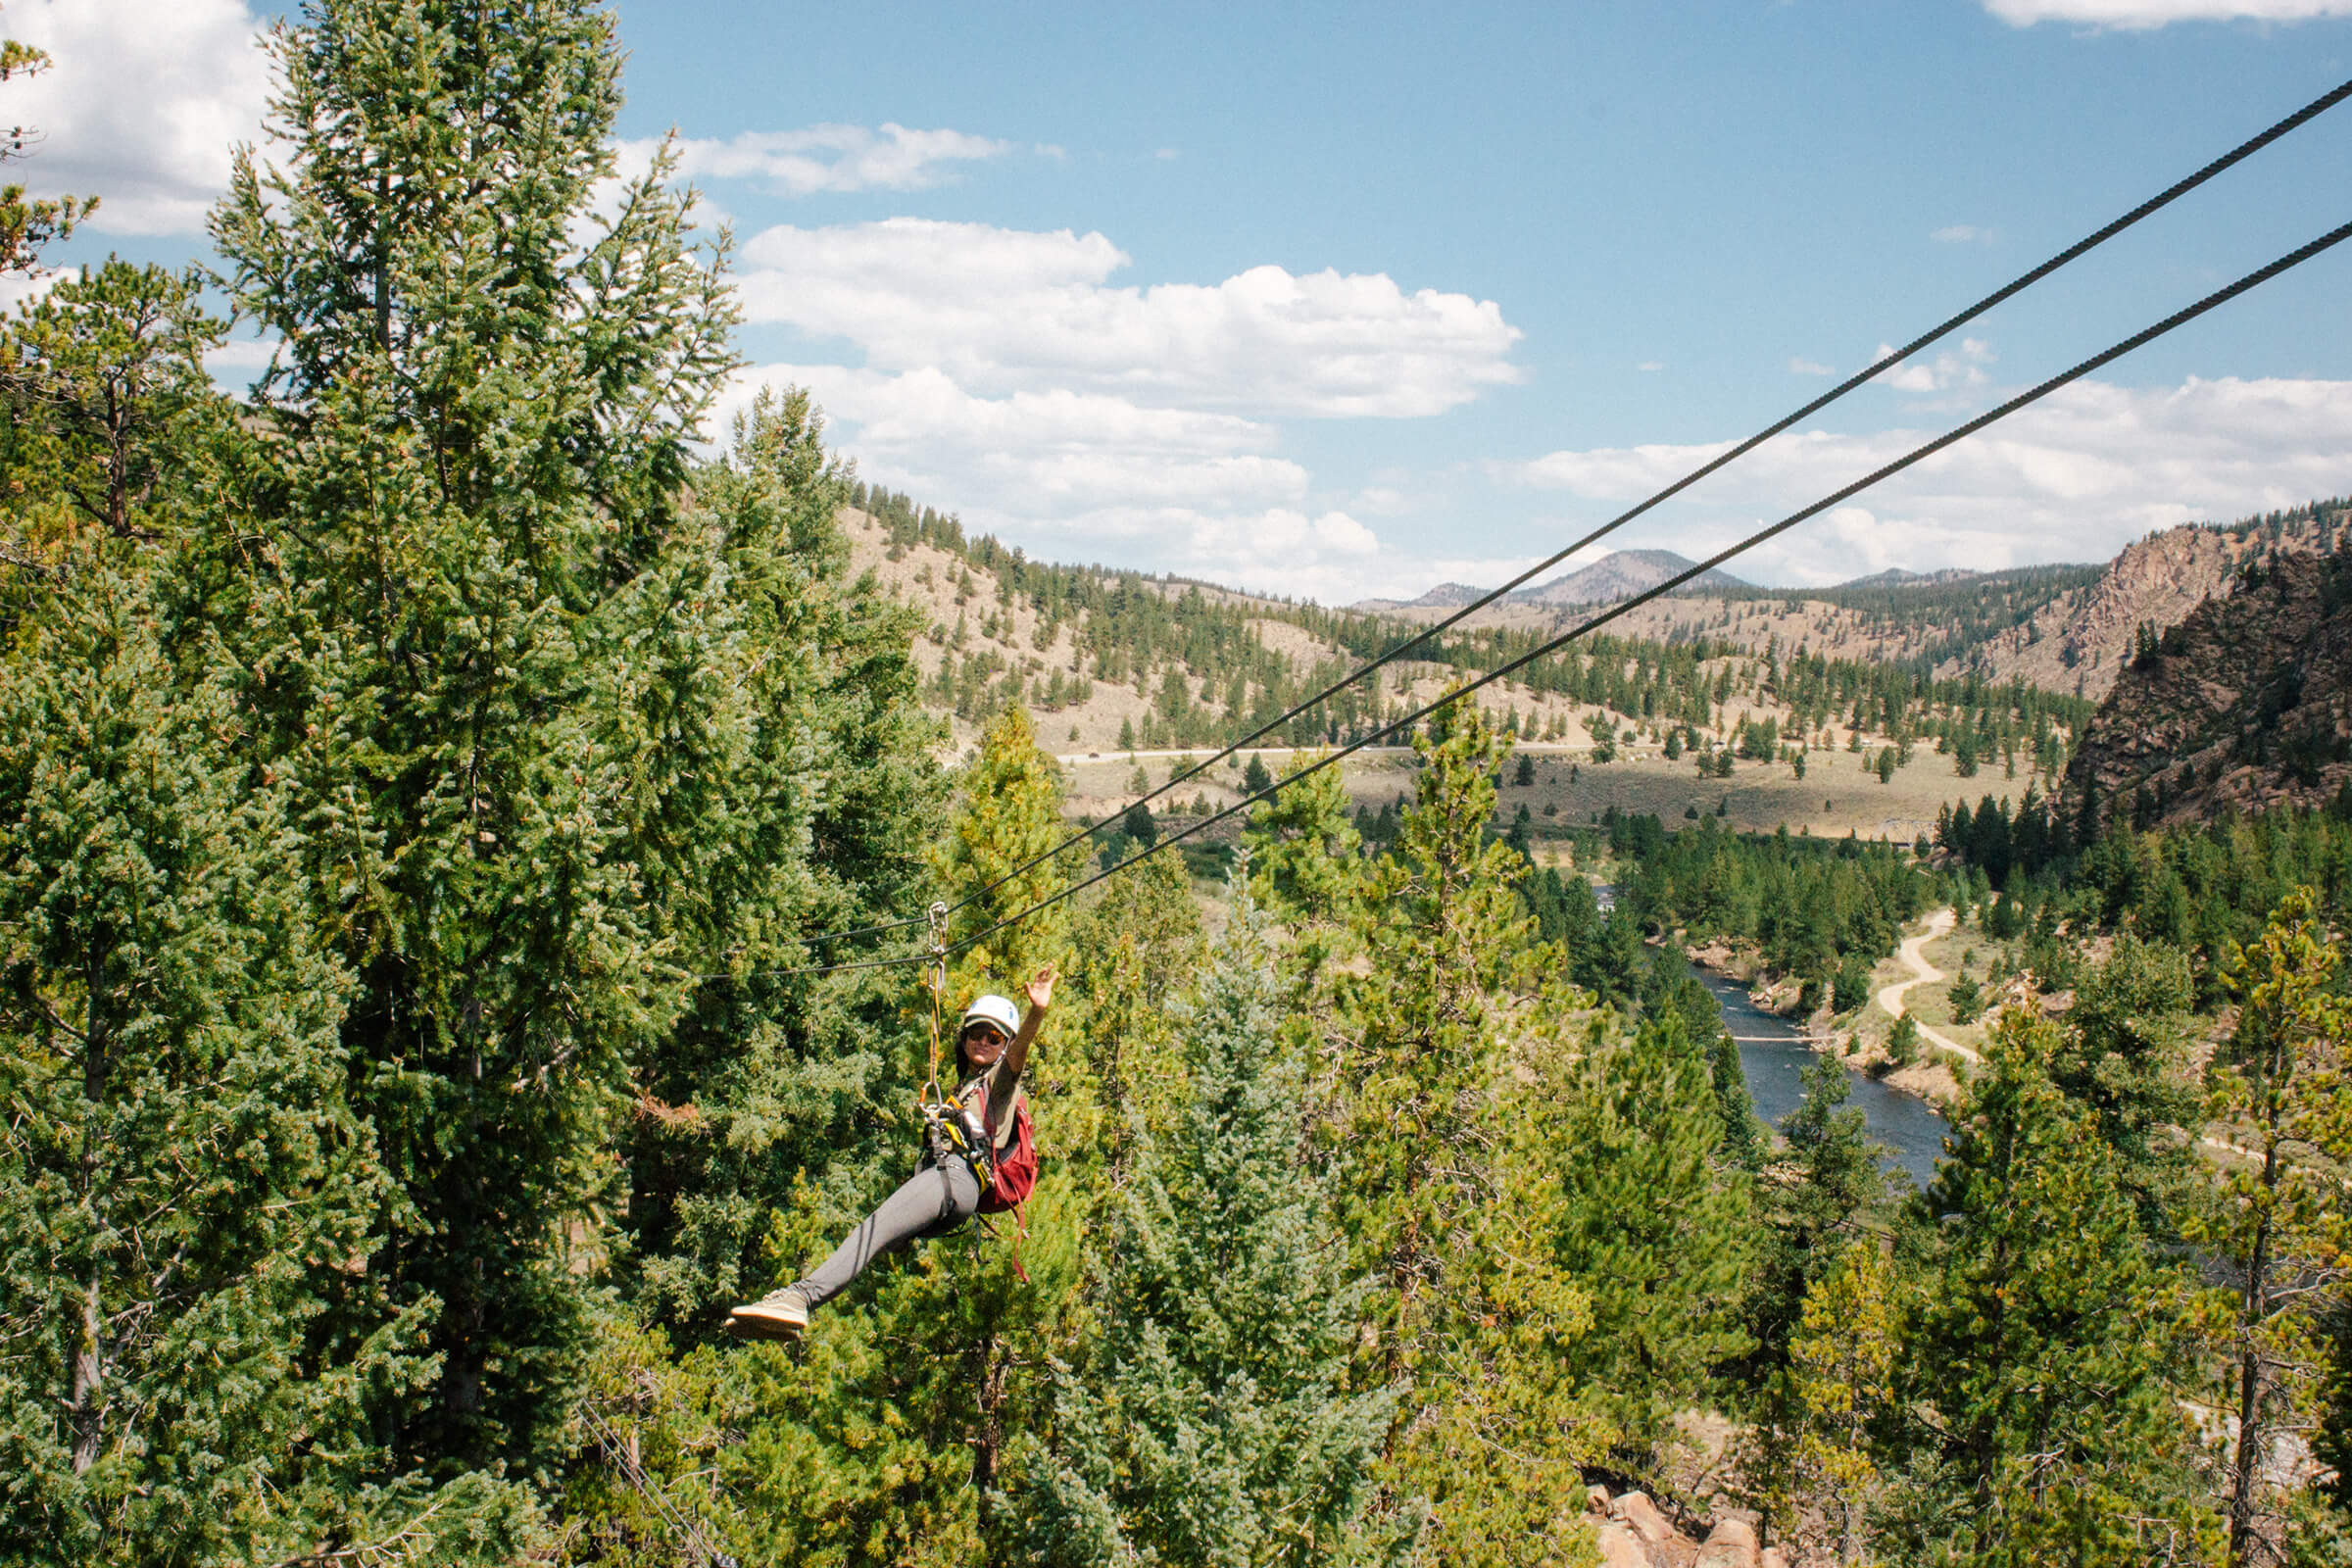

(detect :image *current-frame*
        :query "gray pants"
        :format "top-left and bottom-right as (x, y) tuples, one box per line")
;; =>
(796, 1156), (981, 1308)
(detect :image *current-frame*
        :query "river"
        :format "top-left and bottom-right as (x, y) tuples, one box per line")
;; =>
(1682, 958), (1951, 1191)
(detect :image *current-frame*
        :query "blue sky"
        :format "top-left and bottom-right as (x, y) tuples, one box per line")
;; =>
(18, 0), (2352, 601)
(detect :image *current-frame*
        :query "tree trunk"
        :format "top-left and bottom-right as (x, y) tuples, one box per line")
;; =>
(973, 1331), (1005, 1567)
(74, 954), (110, 1474)
(71, 1274), (103, 1473)
(2228, 1146), (2278, 1567)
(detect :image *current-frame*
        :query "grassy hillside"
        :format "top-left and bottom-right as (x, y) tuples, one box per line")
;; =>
(842, 484), (2092, 843)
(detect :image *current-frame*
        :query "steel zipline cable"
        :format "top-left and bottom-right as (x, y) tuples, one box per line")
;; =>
(925, 214), (2352, 964)
(704, 77), (2352, 983)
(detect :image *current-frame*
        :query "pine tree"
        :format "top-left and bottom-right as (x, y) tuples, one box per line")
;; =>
(2052, 932), (2197, 1230)
(0, 260), (222, 551)
(1765, 1058), (1886, 1339)
(1027, 906), (1401, 1567)
(611, 388), (943, 1320)
(1246, 754), (1363, 993)
(1787, 1240), (1897, 1566)
(0, 555), (529, 1563)
(0, 36), (94, 274)
(1885, 1008), (2216, 1566)
(722, 707), (1091, 1563)
(1544, 1010), (1751, 1468)
(1340, 698), (1528, 1377)
(2188, 889), (2352, 1566)
(205, 0), (739, 1476)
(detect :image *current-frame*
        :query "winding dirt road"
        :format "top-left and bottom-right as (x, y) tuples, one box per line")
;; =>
(1877, 908), (1982, 1065)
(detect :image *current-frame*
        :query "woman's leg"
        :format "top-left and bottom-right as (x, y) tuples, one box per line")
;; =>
(795, 1156), (981, 1308)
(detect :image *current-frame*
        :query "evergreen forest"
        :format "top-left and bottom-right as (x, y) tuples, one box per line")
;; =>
(3, 7), (2351, 1567)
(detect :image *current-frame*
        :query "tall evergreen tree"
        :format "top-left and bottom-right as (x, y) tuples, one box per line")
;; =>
(1544, 1009), (1751, 1469)
(0, 260), (222, 551)
(1028, 906), (1401, 1567)
(1339, 700), (1527, 1380)
(1886, 1009), (2216, 1566)
(1740, 1058), (1888, 1537)
(616, 390), (943, 1325)
(1749, 1057), (1887, 1371)
(0, 557), (528, 1563)
(1787, 1240), (1898, 1567)
(205, 0), (738, 1477)
(723, 708), (1089, 1564)
(2189, 889), (2352, 1566)
(0, 34), (94, 275)
(2052, 932), (2198, 1230)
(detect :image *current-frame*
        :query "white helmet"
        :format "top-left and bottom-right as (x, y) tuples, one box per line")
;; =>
(959, 994), (1020, 1038)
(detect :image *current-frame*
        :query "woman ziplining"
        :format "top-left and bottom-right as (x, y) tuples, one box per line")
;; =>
(728, 962), (1058, 1340)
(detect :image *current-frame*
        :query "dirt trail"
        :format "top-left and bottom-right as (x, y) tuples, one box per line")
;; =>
(1877, 908), (1982, 1066)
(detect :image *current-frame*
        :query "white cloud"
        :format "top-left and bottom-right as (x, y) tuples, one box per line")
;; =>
(1985, 0), (2352, 24)
(0, 270), (64, 314)
(734, 217), (1524, 417)
(4, 0), (270, 236)
(1869, 336), (1992, 393)
(1789, 357), (1836, 376)
(721, 362), (1455, 603)
(1637, 360), (1665, 372)
(1501, 374), (2352, 582)
(617, 122), (1013, 196)
(1348, 485), (1414, 516)
(1932, 223), (1990, 244)
(724, 361), (1305, 515)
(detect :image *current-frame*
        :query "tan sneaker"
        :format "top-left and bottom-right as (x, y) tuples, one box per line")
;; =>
(728, 1284), (811, 1341)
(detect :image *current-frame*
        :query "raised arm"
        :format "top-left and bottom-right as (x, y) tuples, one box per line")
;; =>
(1000, 964), (1058, 1085)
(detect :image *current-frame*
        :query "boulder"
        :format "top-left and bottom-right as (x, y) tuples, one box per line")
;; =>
(1594, 1521), (1648, 1568)
(1693, 1515), (1758, 1568)
(1759, 1549), (1788, 1568)
(1610, 1491), (1675, 1545)
(1587, 1484), (1612, 1518)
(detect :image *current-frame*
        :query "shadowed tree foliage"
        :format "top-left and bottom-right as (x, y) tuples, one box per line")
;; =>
(0, 552), (531, 1564)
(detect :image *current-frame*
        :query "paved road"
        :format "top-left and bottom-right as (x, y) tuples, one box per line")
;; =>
(1876, 908), (1982, 1066)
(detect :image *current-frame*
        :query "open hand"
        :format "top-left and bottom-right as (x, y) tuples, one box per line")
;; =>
(1025, 964), (1059, 1012)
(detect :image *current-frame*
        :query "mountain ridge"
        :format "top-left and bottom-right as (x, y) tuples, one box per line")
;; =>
(1350, 548), (1750, 612)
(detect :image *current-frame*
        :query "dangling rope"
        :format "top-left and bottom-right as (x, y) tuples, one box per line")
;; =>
(579, 1403), (738, 1568)
(911, 901), (986, 1179)
(918, 901), (950, 1112)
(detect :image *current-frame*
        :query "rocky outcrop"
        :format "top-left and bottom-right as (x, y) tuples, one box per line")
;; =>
(1587, 1483), (1770, 1568)
(2063, 545), (2352, 830)
(1938, 502), (2347, 700)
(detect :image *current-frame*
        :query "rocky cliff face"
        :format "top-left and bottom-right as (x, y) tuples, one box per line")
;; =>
(1939, 502), (2348, 700)
(2063, 544), (2352, 832)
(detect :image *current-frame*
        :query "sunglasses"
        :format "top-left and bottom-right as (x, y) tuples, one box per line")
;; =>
(961, 1024), (1007, 1045)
